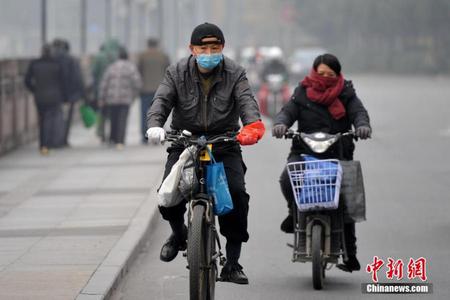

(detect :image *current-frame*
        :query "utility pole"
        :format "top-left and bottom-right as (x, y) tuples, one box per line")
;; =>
(105, 0), (111, 39)
(137, 3), (146, 50)
(41, 0), (47, 46)
(125, 0), (132, 48)
(174, 0), (179, 59)
(80, 0), (87, 54)
(157, 0), (163, 42)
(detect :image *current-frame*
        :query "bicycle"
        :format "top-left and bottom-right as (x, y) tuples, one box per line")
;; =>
(165, 130), (237, 300)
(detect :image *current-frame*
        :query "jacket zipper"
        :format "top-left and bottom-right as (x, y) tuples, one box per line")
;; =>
(203, 94), (208, 132)
(196, 81), (208, 132)
(200, 78), (220, 133)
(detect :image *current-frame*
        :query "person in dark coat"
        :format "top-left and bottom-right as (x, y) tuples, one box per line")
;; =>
(272, 53), (372, 272)
(137, 38), (170, 144)
(52, 38), (85, 147)
(24, 44), (66, 155)
(260, 58), (289, 83)
(147, 23), (265, 284)
(90, 39), (121, 142)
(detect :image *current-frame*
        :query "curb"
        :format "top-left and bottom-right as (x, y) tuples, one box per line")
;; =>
(76, 172), (163, 300)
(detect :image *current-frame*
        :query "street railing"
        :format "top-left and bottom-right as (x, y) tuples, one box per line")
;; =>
(0, 59), (38, 156)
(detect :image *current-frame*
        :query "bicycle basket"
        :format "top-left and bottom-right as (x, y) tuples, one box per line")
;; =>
(286, 156), (343, 212)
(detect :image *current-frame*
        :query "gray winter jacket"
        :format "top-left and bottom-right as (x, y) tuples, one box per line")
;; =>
(99, 59), (142, 106)
(147, 55), (260, 134)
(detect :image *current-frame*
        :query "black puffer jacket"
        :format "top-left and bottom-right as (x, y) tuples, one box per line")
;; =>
(24, 57), (66, 106)
(274, 80), (371, 160)
(57, 53), (85, 102)
(147, 55), (260, 134)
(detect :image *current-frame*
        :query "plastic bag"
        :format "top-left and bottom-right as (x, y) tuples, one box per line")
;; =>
(205, 150), (233, 216)
(79, 104), (97, 128)
(299, 155), (341, 207)
(179, 148), (198, 199)
(158, 146), (195, 207)
(339, 160), (366, 223)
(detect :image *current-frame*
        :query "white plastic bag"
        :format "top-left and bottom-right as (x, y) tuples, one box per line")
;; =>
(158, 146), (195, 207)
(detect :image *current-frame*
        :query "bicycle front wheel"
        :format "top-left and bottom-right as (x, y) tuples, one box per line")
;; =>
(188, 204), (208, 300)
(206, 212), (217, 300)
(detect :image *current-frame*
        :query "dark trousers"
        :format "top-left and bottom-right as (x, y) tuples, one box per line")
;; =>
(36, 103), (64, 148)
(108, 105), (129, 144)
(140, 92), (155, 142)
(97, 106), (109, 142)
(159, 144), (250, 243)
(279, 152), (357, 255)
(63, 101), (75, 145)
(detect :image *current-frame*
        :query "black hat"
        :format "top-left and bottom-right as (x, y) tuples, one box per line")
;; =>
(190, 23), (225, 46)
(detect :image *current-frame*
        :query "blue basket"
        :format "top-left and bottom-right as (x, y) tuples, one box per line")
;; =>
(286, 156), (342, 211)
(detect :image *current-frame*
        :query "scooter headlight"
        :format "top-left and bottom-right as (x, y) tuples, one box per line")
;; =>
(302, 136), (337, 153)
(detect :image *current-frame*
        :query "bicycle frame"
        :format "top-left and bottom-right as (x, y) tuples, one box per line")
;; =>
(187, 151), (223, 264)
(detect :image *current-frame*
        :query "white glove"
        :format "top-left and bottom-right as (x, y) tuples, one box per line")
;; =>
(146, 127), (165, 144)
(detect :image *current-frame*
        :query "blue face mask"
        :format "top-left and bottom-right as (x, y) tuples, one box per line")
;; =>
(196, 53), (223, 70)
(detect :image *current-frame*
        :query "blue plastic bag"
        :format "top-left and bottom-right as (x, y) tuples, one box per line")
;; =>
(205, 149), (234, 216)
(299, 155), (340, 206)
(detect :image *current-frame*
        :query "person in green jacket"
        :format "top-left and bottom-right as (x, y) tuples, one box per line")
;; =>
(90, 38), (121, 142)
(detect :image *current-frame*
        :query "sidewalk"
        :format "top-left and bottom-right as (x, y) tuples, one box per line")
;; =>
(0, 103), (166, 300)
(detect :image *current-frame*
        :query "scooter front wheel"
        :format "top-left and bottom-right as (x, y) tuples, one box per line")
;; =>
(312, 224), (324, 290)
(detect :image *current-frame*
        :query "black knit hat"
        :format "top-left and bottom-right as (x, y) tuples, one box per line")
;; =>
(190, 23), (225, 45)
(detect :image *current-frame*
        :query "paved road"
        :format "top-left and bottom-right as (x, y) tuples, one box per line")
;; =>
(111, 75), (450, 300)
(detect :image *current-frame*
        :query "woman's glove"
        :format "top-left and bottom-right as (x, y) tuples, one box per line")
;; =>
(272, 124), (288, 138)
(237, 120), (265, 146)
(146, 127), (165, 144)
(355, 126), (372, 139)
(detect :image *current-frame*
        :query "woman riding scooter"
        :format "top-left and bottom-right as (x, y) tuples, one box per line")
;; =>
(272, 53), (371, 272)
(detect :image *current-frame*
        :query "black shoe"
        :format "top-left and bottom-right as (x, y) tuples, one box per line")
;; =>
(337, 255), (361, 273)
(219, 263), (249, 285)
(280, 215), (294, 233)
(160, 226), (187, 262)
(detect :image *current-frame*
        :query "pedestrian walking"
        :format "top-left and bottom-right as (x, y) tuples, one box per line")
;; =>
(24, 44), (66, 155)
(52, 38), (85, 147)
(137, 38), (170, 144)
(99, 47), (142, 149)
(91, 39), (121, 142)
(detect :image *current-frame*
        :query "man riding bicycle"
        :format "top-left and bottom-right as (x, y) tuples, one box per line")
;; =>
(146, 23), (265, 284)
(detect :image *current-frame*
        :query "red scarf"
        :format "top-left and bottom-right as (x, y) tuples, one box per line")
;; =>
(301, 69), (346, 120)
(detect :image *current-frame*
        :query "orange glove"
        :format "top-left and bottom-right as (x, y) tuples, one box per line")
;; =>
(236, 120), (266, 146)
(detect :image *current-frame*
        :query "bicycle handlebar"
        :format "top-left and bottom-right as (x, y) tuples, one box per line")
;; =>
(284, 130), (355, 139)
(165, 131), (237, 146)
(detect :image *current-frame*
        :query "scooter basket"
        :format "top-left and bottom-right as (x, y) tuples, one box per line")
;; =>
(287, 157), (342, 212)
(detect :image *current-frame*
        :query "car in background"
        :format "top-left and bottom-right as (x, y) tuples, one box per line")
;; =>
(288, 47), (327, 83)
